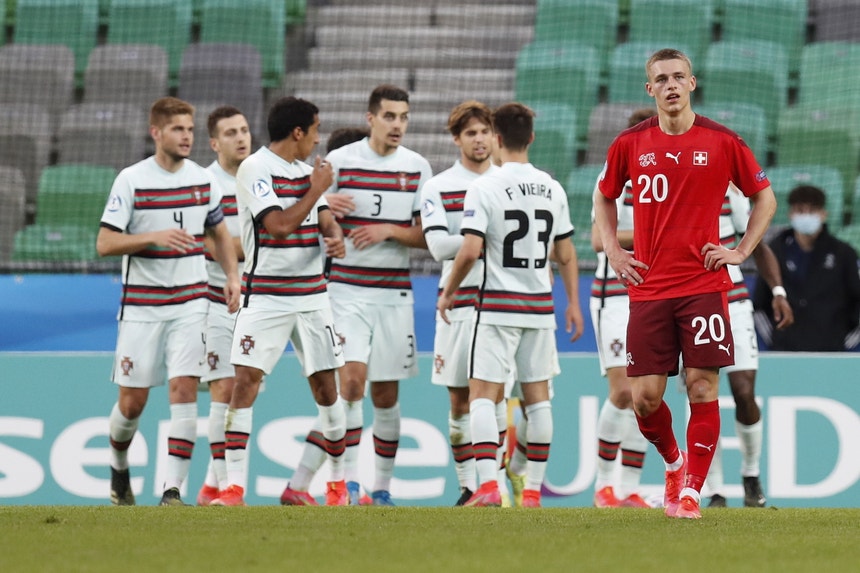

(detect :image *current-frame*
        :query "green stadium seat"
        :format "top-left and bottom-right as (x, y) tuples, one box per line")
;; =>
(850, 176), (860, 224)
(530, 103), (578, 184)
(798, 42), (860, 110)
(563, 175), (600, 266)
(285, 0), (306, 26)
(835, 224), (860, 253)
(608, 42), (694, 105)
(703, 40), (789, 138)
(12, 223), (99, 262)
(566, 165), (605, 199)
(199, 0), (285, 88)
(533, 0), (618, 77)
(515, 41), (600, 145)
(0, 166), (26, 262)
(107, 0), (193, 83)
(694, 103), (768, 163)
(720, 0), (807, 76)
(35, 165), (116, 227)
(13, 0), (99, 78)
(766, 165), (845, 228)
(628, 0), (715, 64)
(776, 105), (860, 207)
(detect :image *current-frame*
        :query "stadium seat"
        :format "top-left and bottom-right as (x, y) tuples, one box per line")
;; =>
(107, 0), (193, 84)
(315, 5), (433, 27)
(0, 167), (26, 262)
(285, 0), (306, 26)
(766, 165), (845, 228)
(566, 165), (605, 199)
(414, 68), (515, 93)
(585, 103), (652, 165)
(185, 101), (219, 167)
(178, 43), (265, 136)
(835, 223), (860, 252)
(308, 46), (516, 71)
(530, 103), (578, 184)
(35, 165), (117, 227)
(515, 41), (600, 144)
(436, 4), (535, 28)
(0, 104), (52, 213)
(694, 103), (769, 162)
(608, 42), (694, 105)
(57, 103), (148, 172)
(797, 42), (860, 110)
(563, 178), (599, 265)
(703, 40), (789, 138)
(198, 0), (285, 88)
(776, 105), (860, 205)
(852, 176), (860, 224)
(280, 69), (412, 95)
(12, 223), (99, 262)
(405, 133), (456, 161)
(811, 0), (860, 41)
(721, 0), (808, 75)
(407, 90), (514, 114)
(84, 44), (169, 110)
(14, 0), (99, 77)
(0, 45), (75, 127)
(628, 0), (715, 64)
(533, 0), (618, 76)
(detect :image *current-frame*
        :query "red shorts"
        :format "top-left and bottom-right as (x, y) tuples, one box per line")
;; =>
(627, 292), (734, 377)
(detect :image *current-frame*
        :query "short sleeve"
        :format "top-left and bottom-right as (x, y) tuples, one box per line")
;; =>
(100, 170), (135, 231)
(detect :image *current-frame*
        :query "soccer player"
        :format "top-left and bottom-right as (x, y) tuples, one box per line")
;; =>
(421, 100), (497, 505)
(590, 108), (656, 509)
(593, 48), (777, 519)
(310, 84), (432, 506)
(99, 96), (240, 506)
(438, 102), (584, 508)
(195, 106), (252, 506)
(704, 184), (793, 508)
(210, 96), (348, 507)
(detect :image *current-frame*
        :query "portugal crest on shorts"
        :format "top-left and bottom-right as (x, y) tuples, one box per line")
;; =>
(207, 352), (219, 371)
(120, 356), (134, 376)
(434, 354), (445, 374)
(239, 335), (255, 355)
(399, 172), (408, 191)
(610, 338), (624, 357)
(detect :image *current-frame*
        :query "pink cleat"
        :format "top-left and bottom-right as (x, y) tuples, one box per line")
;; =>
(663, 451), (687, 517)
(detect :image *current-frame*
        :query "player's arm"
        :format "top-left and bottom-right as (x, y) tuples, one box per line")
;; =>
(424, 227), (462, 261)
(703, 185), (777, 270)
(751, 240), (793, 330)
(593, 187), (646, 285)
(262, 157), (333, 239)
(351, 214), (427, 250)
(319, 207), (346, 259)
(554, 237), (584, 342)
(436, 232), (483, 324)
(96, 225), (197, 257)
(206, 220), (241, 313)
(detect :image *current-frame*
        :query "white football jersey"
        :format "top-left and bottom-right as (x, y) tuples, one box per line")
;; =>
(205, 160), (241, 299)
(100, 156), (223, 322)
(592, 180), (634, 300)
(461, 162), (574, 328)
(720, 185), (752, 303)
(325, 138), (433, 305)
(235, 146), (331, 313)
(421, 160), (498, 321)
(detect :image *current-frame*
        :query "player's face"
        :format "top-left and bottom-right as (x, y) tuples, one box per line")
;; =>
(645, 59), (696, 115)
(211, 114), (251, 168)
(153, 113), (194, 162)
(296, 115), (321, 161)
(367, 99), (409, 154)
(454, 117), (492, 165)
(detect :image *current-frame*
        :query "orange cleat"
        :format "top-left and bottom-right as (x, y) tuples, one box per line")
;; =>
(280, 486), (319, 506)
(325, 480), (348, 506)
(464, 480), (502, 507)
(620, 493), (651, 508)
(593, 486), (620, 508)
(521, 489), (541, 508)
(196, 484), (220, 506)
(663, 451), (687, 517)
(210, 484), (246, 506)
(672, 495), (702, 519)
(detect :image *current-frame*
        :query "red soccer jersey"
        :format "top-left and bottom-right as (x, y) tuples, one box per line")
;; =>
(598, 115), (769, 301)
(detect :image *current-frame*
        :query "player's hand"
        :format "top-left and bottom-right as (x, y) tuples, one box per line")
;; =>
(323, 236), (346, 259)
(349, 224), (391, 250)
(153, 228), (198, 253)
(702, 243), (745, 270)
(565, 304), (584, 342)
(772, 294), (794, 330)
(607, 247), (648, 286)
(224, 275), (241, 314)
(437, 293), (454, 325)
(326, 194), (355, 218)
(310, 156), (334, 193)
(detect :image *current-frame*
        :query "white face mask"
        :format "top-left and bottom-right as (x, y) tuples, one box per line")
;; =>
(790, 212), (823, 235)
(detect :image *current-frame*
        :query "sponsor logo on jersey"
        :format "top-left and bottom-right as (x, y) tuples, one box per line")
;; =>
(253, 179), (272, 198)
(665, 151), (681, 164)
(639, 152), (656, 167)
(120, 356), (134, 376)
(693, 151), (708, 165)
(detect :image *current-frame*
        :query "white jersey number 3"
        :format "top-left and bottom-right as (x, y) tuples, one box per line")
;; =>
(637, 173), (669, 203)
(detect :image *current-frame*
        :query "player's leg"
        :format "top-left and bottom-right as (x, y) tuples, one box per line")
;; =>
(198, 376), (234, 505)
(594, 368), (629, 508)
(282, 418), (327, 505)
(465, 379), (505, 507)
(449, 386), (474, 505)
(369, 380), (399, 505)
(110, 386), (148, 506)
(519, 380), (551, 508)
(728, 369), (766, 507)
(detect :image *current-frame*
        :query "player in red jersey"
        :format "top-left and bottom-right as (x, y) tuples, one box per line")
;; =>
(593, 48), (777, 519)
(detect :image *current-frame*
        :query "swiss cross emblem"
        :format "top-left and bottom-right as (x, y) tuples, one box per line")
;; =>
(207, 352), (219, 371)
(399, 172), (408, 191)
(434, 354), (445, 374)
(693, 151), (708, 165)
(120, 356), (134, 376)
(239, 335), (255, 355)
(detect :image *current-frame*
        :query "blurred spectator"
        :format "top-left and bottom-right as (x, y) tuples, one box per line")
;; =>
(754, 185), (860, 351)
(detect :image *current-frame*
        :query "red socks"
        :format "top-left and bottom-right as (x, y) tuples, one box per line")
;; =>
(685, 400), (720, 492)
(635, 400), (680, 464)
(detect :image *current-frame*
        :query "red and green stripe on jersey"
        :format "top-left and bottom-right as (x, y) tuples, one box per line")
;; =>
(337, 168), (421, 193)
(272, 174), (311, 198)
(259, 224), (320, 248)
(221, 194), (238, 217)
(134, 184), (211, 209)
(122, 282), (208, 307)
(328, 263), (411, 290)
(590, 277), (628, 298)
(440, 189), (467, 212)
(242, 272), (327, 297)
(719, 235), (750, 302)
(338, 215), (411, 236)
(477, 290), (554, 316)
(136, 234), (204, 258)
(437, 286), (479, 309)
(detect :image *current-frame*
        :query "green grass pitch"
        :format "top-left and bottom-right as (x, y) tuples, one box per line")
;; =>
(2, 506), (858, 573)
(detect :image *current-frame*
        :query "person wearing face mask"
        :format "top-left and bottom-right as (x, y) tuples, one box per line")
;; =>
(754, 185), (860, 351)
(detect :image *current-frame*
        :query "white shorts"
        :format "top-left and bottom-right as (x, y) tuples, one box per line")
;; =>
(201, 301), (237, 384)
(724, 299), (758, 374)
(111, 313), (207, 388)
(230, 306), (345, 377)
(431, 316), (473, 388)
(469, 324), (558, 384)
(330, 297), (418, 382)
(507, 378), (556, 401)
(590, 295), (630, 376)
